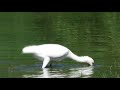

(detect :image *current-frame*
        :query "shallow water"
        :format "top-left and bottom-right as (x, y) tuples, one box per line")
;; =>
(0, 12), (120, 78)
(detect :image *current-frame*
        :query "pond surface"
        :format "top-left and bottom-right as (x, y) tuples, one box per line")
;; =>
(0, 12), (120, 78)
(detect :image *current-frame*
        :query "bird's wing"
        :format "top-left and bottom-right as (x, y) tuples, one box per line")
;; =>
(42, 57), (50, 68)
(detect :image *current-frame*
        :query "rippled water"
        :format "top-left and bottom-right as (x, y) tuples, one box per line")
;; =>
(0, 12), (120, 78)
(0, 58), (101, 78)
(23, 65), (94, 78)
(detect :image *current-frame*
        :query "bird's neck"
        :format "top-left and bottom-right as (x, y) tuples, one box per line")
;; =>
(68, 51), (86, 63)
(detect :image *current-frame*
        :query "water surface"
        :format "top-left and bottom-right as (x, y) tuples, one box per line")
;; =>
(0, 12), (120, 78)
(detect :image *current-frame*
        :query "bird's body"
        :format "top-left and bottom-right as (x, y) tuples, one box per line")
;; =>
(22, 44), (94, 68)
(34, 44), (69, 60)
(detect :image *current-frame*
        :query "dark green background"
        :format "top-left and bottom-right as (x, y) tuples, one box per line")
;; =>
(0, 12), (120, 78)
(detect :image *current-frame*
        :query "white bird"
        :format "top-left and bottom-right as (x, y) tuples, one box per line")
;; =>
(22, 44), (94, 68)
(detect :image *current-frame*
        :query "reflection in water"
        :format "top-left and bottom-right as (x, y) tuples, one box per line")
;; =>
(68, 66), (94, 78)
(23, 66), (94, 78)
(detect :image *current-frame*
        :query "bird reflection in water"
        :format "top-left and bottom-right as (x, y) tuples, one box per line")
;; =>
(23, 66), (94, 78)
(68, 66), (94, 78)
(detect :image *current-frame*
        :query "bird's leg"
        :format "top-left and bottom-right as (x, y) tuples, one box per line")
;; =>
(35, 54), (50, 68)
(42, 57), (50, 68)
(45, 62), (52, 68)
(49, 62), (52, 68)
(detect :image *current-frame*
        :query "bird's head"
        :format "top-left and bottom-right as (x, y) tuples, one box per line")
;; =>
(85, 56), (94, 66)
(22, 45), (37, 54)
(81, 56), (94, 66)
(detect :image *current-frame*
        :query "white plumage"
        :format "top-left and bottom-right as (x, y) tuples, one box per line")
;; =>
(22, 44), (94, 68)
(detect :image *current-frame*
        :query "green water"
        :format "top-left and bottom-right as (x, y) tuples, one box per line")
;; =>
(0, 12), (120, 78)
